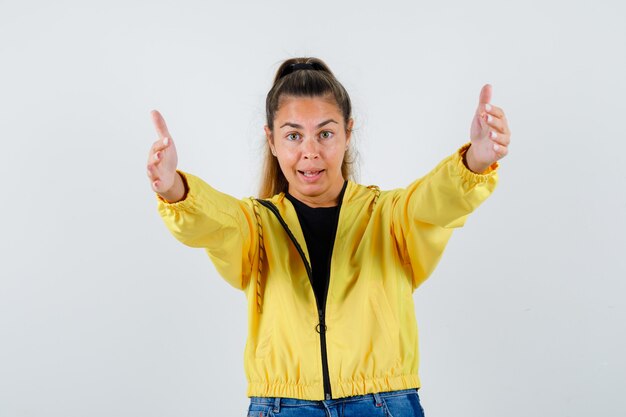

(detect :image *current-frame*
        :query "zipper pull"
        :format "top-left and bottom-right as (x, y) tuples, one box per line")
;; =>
(316, 322), (327, 334)
(316, 309), (327, 333)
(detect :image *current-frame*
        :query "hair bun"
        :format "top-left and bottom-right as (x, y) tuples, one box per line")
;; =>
(278, 62), (326, 79)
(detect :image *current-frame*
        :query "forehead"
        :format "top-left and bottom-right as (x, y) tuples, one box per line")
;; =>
(275, 95), (342, 124)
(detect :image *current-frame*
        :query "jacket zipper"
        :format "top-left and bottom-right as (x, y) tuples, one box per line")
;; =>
(318, 182), (346, 399)
(257, 183), (346, 401)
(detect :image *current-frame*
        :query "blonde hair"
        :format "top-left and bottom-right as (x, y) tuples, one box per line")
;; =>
(259, 57), (356, 198)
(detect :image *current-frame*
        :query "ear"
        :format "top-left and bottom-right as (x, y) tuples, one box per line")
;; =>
(345, 118), (354, 147)
(264, 125), (276, 155)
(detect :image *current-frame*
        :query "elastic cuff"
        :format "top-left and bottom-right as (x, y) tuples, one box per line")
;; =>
(155, 170), (192, 207)
(456, 142), (499, 184)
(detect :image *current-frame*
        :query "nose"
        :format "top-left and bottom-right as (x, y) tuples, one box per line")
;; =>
(302, 137), (319, 159)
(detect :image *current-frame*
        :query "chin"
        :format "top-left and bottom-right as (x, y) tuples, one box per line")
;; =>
(294, 184), (327, 197)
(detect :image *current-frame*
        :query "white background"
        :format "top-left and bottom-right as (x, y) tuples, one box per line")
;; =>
(1, 0), (624, 416)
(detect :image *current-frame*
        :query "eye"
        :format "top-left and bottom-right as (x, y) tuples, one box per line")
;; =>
(320, 131), (333, 139)
(287, 133), (300, 141)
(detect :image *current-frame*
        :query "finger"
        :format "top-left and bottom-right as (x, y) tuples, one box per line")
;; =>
(485, 104), (506, 119)
(478, 84), (492, 105)
(147, 148), (164, 168)
(147, 167), (166, 193)
(146, 147), (167, 191)
(488, 130), (511, 147)
(147, 151), (169, 177)
(147, 162), (160, 180)
(485, 122), (510, 145)
(151, 109), (171, 139)
(491, 142), (509, 158)
(485, 108), (511, 137)
(150, 178), (162, 193)
(148, 170), (161, 192)
(151, 136), (171, 153)
(485, 114), (509, 136)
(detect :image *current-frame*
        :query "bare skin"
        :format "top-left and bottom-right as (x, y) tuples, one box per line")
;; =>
(466, 84), (511, 173)
(146, 110), (184, 203)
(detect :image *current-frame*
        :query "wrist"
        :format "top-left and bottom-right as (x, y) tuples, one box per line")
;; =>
(464, 145), (490, 174)
(158, 172), (187, 203)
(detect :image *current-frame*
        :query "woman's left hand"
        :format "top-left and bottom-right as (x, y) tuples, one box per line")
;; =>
(466, 84), (511, 173)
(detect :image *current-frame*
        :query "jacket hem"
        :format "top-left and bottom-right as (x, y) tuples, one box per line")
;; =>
(247, 374), (421, 401)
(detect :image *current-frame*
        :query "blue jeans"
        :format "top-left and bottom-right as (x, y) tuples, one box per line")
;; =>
(247, 388), (425, 417)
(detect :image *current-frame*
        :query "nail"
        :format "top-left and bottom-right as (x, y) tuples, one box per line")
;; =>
(490, 131), (497, 139)
(155, 152), (160, 161)
(485, 104), (492, 111)
(494, 143), (500, 151)
(487, 115), (493, 123)
(163, 137), (169, 145)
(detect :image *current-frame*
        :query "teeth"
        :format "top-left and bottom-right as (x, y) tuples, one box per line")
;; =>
(302, 171), (320, 177)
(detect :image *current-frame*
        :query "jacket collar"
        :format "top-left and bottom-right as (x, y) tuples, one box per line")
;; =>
(264, 181), (348, 263)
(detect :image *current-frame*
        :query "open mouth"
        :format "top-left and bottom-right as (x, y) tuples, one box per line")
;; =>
(298, 169), (325, 180)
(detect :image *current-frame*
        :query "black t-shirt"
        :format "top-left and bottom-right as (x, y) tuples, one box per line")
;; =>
(285, 193), (339, 308)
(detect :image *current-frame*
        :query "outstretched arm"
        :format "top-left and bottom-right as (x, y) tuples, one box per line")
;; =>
(391, 84), (511, 289)
(147, 110), (256, 291)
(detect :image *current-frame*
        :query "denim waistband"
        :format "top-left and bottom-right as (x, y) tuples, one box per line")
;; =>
(249, 388), (419, 407)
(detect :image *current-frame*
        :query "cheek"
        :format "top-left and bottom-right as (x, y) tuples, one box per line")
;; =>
(276, 152), (298, 173)
(327, 146), (346, 165)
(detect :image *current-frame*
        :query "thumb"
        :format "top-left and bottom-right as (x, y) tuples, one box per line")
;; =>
(478, 83), (492, 105)
(151, 109), (171, 139)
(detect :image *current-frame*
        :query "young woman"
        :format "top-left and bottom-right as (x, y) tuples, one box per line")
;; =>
(147, 57), (511, 417)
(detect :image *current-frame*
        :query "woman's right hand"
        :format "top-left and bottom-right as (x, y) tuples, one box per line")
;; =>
(147, 110), (183, 201)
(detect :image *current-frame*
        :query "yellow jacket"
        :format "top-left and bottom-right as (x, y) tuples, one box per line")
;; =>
(156, 142), (498, 400)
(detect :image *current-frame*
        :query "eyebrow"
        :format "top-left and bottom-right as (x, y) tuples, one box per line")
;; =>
(279, 119), (339, 129)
